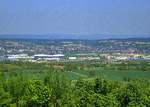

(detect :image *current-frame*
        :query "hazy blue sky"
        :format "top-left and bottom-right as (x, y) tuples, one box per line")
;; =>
(0, 0), (150, 37)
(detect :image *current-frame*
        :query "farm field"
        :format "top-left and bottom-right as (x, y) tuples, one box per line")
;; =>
(1, 60), (150, 81)
(70, 68), (150, 80)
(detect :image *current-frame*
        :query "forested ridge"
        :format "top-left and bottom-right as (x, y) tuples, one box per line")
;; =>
(0, 61), (150, 107)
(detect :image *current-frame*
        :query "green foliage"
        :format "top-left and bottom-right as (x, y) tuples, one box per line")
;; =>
(0, 61), (150, 106)
(94, 78), (112, 95)
(0, 83), (12, 106)
(115, 81), (150, 107)
(26, 80), (51, 107)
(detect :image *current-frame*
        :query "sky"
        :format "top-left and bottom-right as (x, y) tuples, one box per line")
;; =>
(0, 0), (150, 38)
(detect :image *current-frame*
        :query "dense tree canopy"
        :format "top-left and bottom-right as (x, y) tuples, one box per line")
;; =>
(0, 61), (150, 106)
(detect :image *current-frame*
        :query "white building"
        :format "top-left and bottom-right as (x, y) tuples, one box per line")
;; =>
(69, 57), (77, 60)
(7, 54), (31, 60)
(115, 56), (128, 60)
(34, 54), (65, 61)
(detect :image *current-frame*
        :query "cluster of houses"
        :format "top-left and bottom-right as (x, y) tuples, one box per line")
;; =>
(0, 53), (150, 62)
(100, 53), (150, 61)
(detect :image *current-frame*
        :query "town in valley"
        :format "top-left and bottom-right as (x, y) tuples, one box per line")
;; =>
(0, 38), (150, 62)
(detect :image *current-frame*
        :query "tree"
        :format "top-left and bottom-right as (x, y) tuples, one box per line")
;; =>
(26, 80), (51, 107)
(0, 82), (12, 106)
(115, 82), (150, 107)
(94, 78), (112, 95)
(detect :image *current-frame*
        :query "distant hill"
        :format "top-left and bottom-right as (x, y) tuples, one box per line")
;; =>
(0, 34), (149, 40)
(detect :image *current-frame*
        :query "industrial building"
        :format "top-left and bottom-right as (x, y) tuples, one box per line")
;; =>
(34, 54), (65, 61)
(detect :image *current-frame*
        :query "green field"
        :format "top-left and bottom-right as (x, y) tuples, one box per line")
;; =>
(67, 67), (150, 80)
(1, 60), (150, 81)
